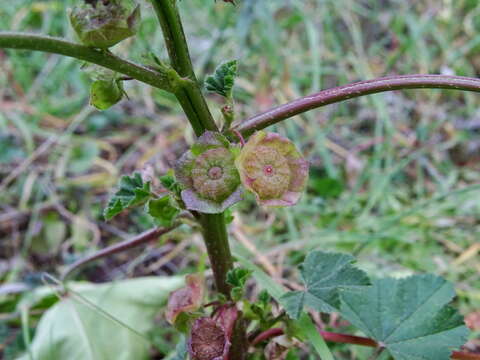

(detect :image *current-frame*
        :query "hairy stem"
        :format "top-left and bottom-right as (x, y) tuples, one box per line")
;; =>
(233, 74), (480, 136)
(152, 3), (246, 358)
(152, 0), (235, 297)
(151, 0), (217, 135)
(199, 213), (233, 297)
(0, 32), (172, 91)
(61, 226), (177, 281)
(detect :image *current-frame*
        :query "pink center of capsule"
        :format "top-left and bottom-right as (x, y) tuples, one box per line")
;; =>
(263, 165), (274, 176)
(208, 166), (223, 180)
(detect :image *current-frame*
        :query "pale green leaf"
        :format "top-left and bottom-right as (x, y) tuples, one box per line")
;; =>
(18, 277), (183, 360)
(340, 275), (469, 360)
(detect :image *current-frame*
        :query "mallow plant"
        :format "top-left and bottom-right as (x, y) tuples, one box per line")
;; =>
(1, 1), (480, 359)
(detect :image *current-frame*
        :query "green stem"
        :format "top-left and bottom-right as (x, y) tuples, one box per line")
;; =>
(151, 0), (217, 135)
(199, 213), (233, 297)
(152, 3), (246, 358)
(0, 32), (172, 92)
(151, 0), (194, 78)
(152, 0), (234, 297)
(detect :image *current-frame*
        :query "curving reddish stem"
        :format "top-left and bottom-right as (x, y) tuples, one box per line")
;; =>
(250, 327), (480, 360)
(234, 74), (480, 137)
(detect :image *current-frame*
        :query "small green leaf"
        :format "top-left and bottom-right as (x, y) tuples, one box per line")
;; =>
(280, 251), (370, 319)
(224, 209), (234, 224)
(226, 268), (252, 288)
(159, 170), (182, 200)
(205, 60), (237, 98)
(104, 173), (152, 220)
(226, 267), (252, 301)
(258, 290), (271, 305)
(159, 171), (177, 191)
(340, 275), (469, 360)
(146, 197), (180, 227)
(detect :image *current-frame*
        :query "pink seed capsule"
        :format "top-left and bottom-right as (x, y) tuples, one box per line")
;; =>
(236, 131), (309, 207)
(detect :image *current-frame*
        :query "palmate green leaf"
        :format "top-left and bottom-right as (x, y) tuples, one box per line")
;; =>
(146, 196), (180, 227)
(205, 60), (237, 98)
(104, 173), (152, 220)
(280, 251), (370, 319)
(17, 277), (183, 360)
(234, 253), (335, 360)
(340, 275), (469, 360)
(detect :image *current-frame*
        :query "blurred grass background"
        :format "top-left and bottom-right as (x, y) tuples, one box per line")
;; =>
(0, 0), (480, 359)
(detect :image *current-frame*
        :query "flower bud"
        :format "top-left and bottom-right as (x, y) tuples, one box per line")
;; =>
(90, 79), (123, 110)
(174, 132), (243, 214)
(81, 63), (124, 110)
(69, 0), (141, 49)
(236, 131), (309, 207)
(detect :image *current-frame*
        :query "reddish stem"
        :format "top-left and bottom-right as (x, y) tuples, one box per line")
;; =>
(319, 330), (378, 347)
(234, 74), (480, 137)
(251, 328), (284, 346)
(250, 328), (480, 360)
(232, 129), (246, 146)
(452, 353), (480, 360)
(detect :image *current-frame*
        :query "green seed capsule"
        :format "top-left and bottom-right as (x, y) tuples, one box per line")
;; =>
(69, 0), (141, 49)
(174, 131), (243, 214)
(90, 79), (123, 110)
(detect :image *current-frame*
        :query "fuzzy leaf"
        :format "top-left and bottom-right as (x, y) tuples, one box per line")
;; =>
(226, 268), (252, 288)
(280, 251), (370, 319)
(17, 277), (183, 360)
(160, 171), (177, 191)
(227, 267), (252, 301)
(147, 196), (180, 227)
(205, 60), (237, 98)
(340, 275), (469, 360)
(104, 173), (152, 220)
